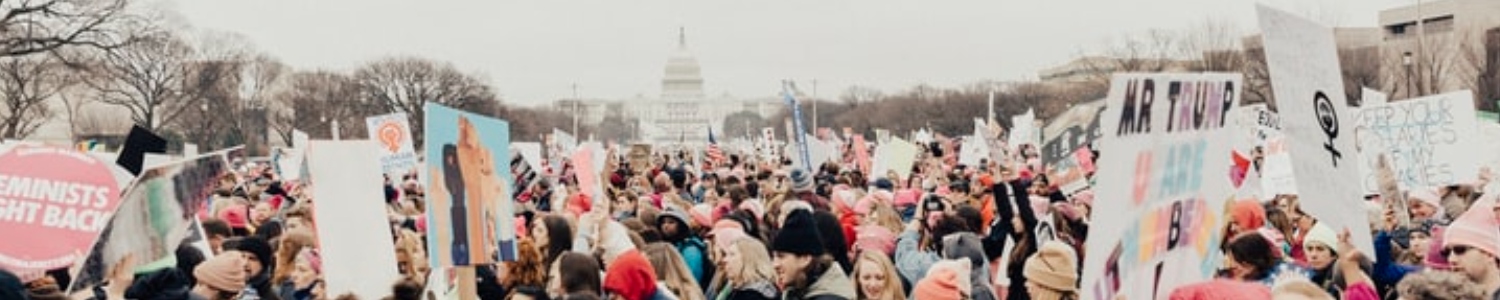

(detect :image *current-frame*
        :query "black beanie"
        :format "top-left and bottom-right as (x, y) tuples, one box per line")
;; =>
(813, 210), (853, 274)
(224, 237), (274, 275)
(772, 209), (824, 256)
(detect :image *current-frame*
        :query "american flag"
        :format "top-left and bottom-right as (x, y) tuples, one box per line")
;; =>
(707, 127), (725, 166)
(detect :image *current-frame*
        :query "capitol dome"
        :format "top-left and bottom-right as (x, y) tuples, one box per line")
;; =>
(662, 27), (705, 100)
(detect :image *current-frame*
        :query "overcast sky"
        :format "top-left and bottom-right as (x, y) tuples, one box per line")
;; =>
(163, 0), (1411, 107)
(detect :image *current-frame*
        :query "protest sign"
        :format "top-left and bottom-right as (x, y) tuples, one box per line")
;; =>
(1362, 88), (1388, 107)
(511, 152), (540, 209)
(1481, 123), (1500, 183)
(571, 144), (607, 212)
(872, 137), (919, 181)
(367, 113), (419, 175)
(293, 130), (310, 148)
(959, 135), (990, 168)
(115, 125), (167, 176)
(424, 103), (517, 266)
(853, 135), (871, 175)
(0, 146), (124, 275)
(1009, 108), (1037, 148)
(511, 142), (543, 173)
(1083, 73), (1241, 300)
(307, 140), (402, 299)
(1354, 91), (1481, 194)
(1046, 150), (1089, 195)
(759, 127), (776, 159)
(1257, 5), (1374, 258)
(69, 152), (229, 294)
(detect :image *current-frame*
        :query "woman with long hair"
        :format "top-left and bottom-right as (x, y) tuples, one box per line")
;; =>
(503, 239), (548, 296)
(274, 231), (318, 300)
(643, 243), (707, 300)
(852, 251), (903, 300)
(533, 214), (574, 265)
(1219, 231), (1309, 287)
(719, 238), (779, 300)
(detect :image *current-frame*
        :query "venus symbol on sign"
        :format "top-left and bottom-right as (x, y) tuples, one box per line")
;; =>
(379, 122), (404, 152)
(1314, 91), (1343, 166)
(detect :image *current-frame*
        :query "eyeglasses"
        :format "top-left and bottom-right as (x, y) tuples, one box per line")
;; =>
(1445, 245), (1474, 257)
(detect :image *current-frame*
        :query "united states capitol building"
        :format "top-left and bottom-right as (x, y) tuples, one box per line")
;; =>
(554, 29), (783, 146)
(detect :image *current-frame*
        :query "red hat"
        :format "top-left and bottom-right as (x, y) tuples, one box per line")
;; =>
(218, 204), (249, 229)
(603, 250), (658, 300)
(567, 193), (592, 218)
(1230, 199), (1266, 230)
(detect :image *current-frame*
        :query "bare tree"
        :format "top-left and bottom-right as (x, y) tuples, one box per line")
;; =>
(0, 0), (145, 58)
(353, 56), (501, 145)
(0, 54), (73, 138)
(1479, 27), (1500, 111)
(85, 33), (192, 131)
(838, 85), (883, 105)
(272, 70), (365, 141)
(1384, 27), (1479, 100)
(1339, 47), (1382, 105)
(1179, 19), (1246, 73)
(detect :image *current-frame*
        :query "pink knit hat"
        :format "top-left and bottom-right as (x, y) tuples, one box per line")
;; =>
(894, 189), (921, 207)
(1410, 189), (1446, 219)
(1426, 226), (1451, 270)
(855, 224), (896, 256)
(711, 219), (746, 246)
(1168, 279), (1271, 300)
(1443, 197), (1500, 257)
(738, 200), (765, 221)
(690, 203), (715, 229)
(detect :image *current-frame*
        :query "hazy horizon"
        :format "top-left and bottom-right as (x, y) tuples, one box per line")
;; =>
(165, 0), (1410, 107)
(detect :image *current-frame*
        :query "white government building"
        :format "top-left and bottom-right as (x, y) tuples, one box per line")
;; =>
(555, 28), (783, 147)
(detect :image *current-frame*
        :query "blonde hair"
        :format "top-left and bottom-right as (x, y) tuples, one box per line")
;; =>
(643, 243), (706, 300)
(867, 202), (905, 235)
(727, 238), (777, 287)
(1270, 277), (1333, 300)
(393, 229), (429, 281)
(853, 251), (904, 300)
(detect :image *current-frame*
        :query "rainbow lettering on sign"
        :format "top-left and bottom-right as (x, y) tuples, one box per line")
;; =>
(1093, 198), (1222, 299)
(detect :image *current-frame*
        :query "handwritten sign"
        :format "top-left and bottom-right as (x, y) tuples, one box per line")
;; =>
(1354, 91), (1480, 193)
(1083, 73), (1241, 300)
(1258, 5), (1373, 258)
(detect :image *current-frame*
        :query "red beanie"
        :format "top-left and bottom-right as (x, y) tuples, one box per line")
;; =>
(1230, 199), (1266, 230)
(604, 250), (658, 300)
(219, 204), (249, 229)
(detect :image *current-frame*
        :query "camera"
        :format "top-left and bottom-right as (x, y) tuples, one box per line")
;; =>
(923, 194), (946, 213)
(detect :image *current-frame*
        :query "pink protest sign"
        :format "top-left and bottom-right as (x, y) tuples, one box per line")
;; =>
(0, 146), (122, 274)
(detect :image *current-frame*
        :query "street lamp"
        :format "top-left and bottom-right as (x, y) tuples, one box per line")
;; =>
(1404, 52), (1416, 97)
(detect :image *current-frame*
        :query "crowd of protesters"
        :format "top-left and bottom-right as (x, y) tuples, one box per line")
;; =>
(5, 134), (1500, 300)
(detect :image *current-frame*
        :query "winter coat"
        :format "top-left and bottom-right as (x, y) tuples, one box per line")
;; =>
(673, 236), (712, 290)
(724, 280), (778, 300)
(895, 229), (939, 284)
(787, 266), (857, 300)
